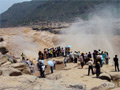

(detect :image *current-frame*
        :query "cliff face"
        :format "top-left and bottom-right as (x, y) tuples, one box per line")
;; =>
(1, 0), (116, 27)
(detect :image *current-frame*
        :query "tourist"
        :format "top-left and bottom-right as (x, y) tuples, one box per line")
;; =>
(98, 49), (101, 54)
(74, 54), (78, 63)
(105, 52), (109, 64)
(37, 61), (43, 77)
(30, 63), (34, 74)
(50, 66), (54, 74)
(38, 51), (42, 59)
(88, 52), (92, 59)
(113, 55), (119, 72)
(95, 61), (101, 78)
(62, 48), (64, 57)
(93, 50), (97, 64)
(44, 48), (47, 59)
(26, 59), (30, 66)
(79, 55), (84, 68)
(53, 60), (56, 70)
(87, 58), (94, 76)
(64, 57), (67, 67)
(65, 47), (67, 57)
(21, 53), (25, 60)
(42, 65), (45, 78)
(84, 53), (88, 64)
(97, 53), (102, 67)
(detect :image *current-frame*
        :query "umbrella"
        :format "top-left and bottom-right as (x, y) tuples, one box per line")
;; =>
(48, 60), (54, 66)
(66, 45), (71, 48)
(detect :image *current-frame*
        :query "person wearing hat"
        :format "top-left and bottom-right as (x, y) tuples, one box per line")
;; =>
(87, 58), (94, 76)
(95, 61), (101, 78)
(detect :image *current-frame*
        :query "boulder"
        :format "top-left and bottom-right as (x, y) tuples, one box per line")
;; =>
(1, 61), (11, 67)
(6, 63), (31, 75)
(0, 67), (22, 76)
(0, 37), (4, 42)
(5, 54), (17, 63)
(10, 63), (27, 69)
(99, 73), (112, 81)
(0, 47), (9, 54)
(68, 84), (86, 90)
(0, 75), (37, 90)
(111, 73), (120, 80)
(0, 53), (8, 66)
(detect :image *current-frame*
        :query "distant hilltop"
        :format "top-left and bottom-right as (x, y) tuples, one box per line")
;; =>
(0, 0), (119, 27)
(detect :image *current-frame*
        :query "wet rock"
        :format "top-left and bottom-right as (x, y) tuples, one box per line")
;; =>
(99, 73), (112, 81)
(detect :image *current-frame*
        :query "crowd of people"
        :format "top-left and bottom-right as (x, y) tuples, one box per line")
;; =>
(64, 49), (110, 78)
(38, 46), (70, 60)
(20, 47), (119, 78)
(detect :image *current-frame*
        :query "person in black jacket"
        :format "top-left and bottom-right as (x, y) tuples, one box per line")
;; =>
(113, 55), (119, 72)
(95, 61), (101, 78)
(37, 62), (43, 77)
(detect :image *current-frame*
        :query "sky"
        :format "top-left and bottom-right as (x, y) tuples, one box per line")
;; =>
(0, 0), (31, 14)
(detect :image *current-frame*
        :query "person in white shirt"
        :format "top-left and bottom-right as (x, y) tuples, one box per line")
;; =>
(26, 59), (30, 66)
(87, 58), (94, 76)
(42, 65), (45, 78)
(30, 63), (34, 74)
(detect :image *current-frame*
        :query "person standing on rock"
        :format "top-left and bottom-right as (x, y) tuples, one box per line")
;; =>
(64, 57), (67, 67)
(88, 52), (92, 59)
(30, 63), (34, 75)
(42, 65), (45, 78)
(26, 59), (30, 66)
(105, 52), (109, 64)
(79, 55), (84, 68)
(21, 53), (25, 60)
(113, 55), (119, 72)
(53, 60), (56, 70)
(87, 58), (94, 76)
(37, 61), (43, 77)
(50, 66), (54, 74)
(95, 61), (101, 78)
(74, 55), (78, 63)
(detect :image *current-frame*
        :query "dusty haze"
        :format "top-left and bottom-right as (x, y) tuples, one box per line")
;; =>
(58, 4), (120, 64)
